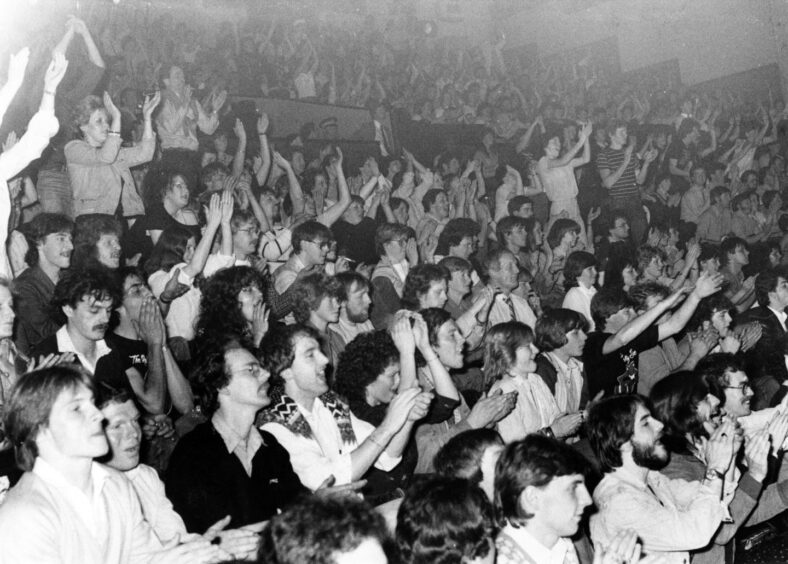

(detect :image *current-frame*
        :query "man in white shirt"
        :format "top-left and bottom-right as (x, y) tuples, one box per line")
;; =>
(0, 365), (223, 563)
(587, 394), (730, 563)
(482, 248), (536, 328)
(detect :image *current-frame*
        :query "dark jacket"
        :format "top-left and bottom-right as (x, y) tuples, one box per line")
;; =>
(738, 306), (788, 409)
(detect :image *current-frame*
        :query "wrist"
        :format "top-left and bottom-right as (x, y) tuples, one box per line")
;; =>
(159, 295), (173, 305)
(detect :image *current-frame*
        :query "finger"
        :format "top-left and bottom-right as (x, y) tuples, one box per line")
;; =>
(317, 475), (336, 490)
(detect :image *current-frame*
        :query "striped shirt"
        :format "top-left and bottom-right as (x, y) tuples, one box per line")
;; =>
(597, 147), (640, 199)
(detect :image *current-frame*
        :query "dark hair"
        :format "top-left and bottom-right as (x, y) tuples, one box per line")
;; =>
(402, 264), (449, 311)
(375, 222), (412, 256)
(144, 226), (195, 276)
(421, 189), (445, 214)
(396, 476), (496, 564)
(436, 218), (480, 255)
(685, 293), (734, 333)
(695, 353), (744, 404)
(547, 219), (580, 249)
(590, 288), (633, 331)
(261, 494), (391, 564)
(439, 256), (472, 275)
(698, 243), (720, 268)
(607, 210), (630, 233)
(507, 196), (532, 216)
(587, 394), (652, 471)
(52, 268), (121, 312)
(628, 281), (671, 311)
(260, 324), (322, 386)
(563, 251), (596, 291)
(334, 271), (369, 302)
(603, 256), (637, 291)
(189, 336), (246, 416)
(535, 309), (589, 352)
(334, 331), (400, 406)
(95, 384), (134, 411)
(709, 185), (730, 205)
(482, 322), (534, 382)
(290, 273), (343, 324)
(71, 94), (105, 135)
(755, 267), (788, 308)
(678, 118), (700, 140)
(636, 245), (666, 274)
(72, 214), (123, 271)
(20, 213), (74, 268)
(495, 435), (590, 524)
(434, 429), (504, 485)
(291, 220), (333, 254)
(195, 266), (264, 344)
(4, 365), (93, 471)
(495, 216), (528, 247)
(650, 371), (711, 452)
(417, 308), (454, 366)
(720, 237), (747, 267)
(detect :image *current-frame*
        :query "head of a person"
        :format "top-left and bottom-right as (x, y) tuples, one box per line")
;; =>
(97, 388), (142, 472)
(483, 249), (520, 293)
(0, 278), (13, 340)
(650, 371), (721, 454)
(292, 220), (333, 265)
(741, 170), (758, 190)
(440, 256), (473, 298)
(52, 268), (121, 342)
(341, 195), (366, 226)
(686, 293), (734, 336)
(434, 429), (504, 502)
(261, 324), (329, 399)
(201, 162), (230, 193)
(230, 209), (261, 258)
(291, 273), (343, 327)
(629, 281), (672, 325)
(678, 119), (701, 144)
(654, 174), (672, 198)
(494, 435), (591, 538)
(396, 476), (496, 564)
(607, 212), (630, 242)
(422, 189), (450, 220)
(495, 216), (528, 251)
(523, 217), (543, 250)
(546, 219), (581, 250)
(72, 214), (124, 270)
(261, 494), (390, 564)
(689, 164), (707, 188)
(603, 256), (639, 292)
(535, 308), (589, 358)
(591, 288), (636, 333)
(335, 330), (401, 407)
(160, 171), (191, 211)
(161, 64), (186, 92)
(389, 197), (410, 225)
(696, 353), (753, 418)
(606, 119), (628, 146)
(335, 271), (372, 324)
(144, 226), (196, 276)
(115, 266), (155, 323)
(375, 222), (412, 262)
(698, 243), (721, 275)
(197, 266), (264, 342)
(420, 308), (465, 369)
(563, 251), (597, 292)
(587, 394), (668, 472)
(437, 218), (480, 260)
(72, 95), (110, 146)
(402, 264), (449, 311)
(710, 186), (731, 208)
(755, 266), (788, 310)
(482, 322), (537, 382)
(4, 365), (103, 472)
(636, 245), (667, 280)
(21, 213), (74, 270)
(508, 196), (533, 219)
(190, 336), (270, 417)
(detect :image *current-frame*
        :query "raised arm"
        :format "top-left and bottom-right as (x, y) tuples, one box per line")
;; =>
(274, 151), (305, 216)
(70, 16), (105, 69)
(255, 113), (271, 186)
(181, 193), (224, 278)
(317, 147), (351, 227)
(0, 49), (29, 122)
(231, 118), (247, 178)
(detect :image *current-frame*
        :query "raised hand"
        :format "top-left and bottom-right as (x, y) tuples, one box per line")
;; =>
(220, 189), (234, 224)
(161, 268), (190, 303)
(272, 151), (291, 170)
(390, 315), (416, 355)
(692, 271), (723, 298)
(44, 52), (69, 93)
(2, 131), (17, 153)
(252, 302), (270, 344)
(7, 48), (30, 88)
(551, 412), (584, 438)
(142, 90), (161, 119)
(212, 90), (228, 113)
(103, 91), (121, 121)
(408, 391), (434, 422)
(744, 428), (770, 482)
(26, 352), (75, 373)
(257, 112), (269, 135)
(233, 117), (246, 141)
(135, 297), (166, 346)
(384, 387), (422, 432)
(205, 193), (223, 228)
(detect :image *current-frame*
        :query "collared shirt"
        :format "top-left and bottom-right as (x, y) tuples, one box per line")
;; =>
(212, 413), (264, 477)
(125, 463), (186, 544)
(328, 317), (374, 349)
(768, 306), (787, 332)
(488, 292), (537, 329)
(155, 88), (219, 151)
(489, 372), (561, 442)
(562, 284), (597, 331)
(696, 206), (733, 243)
(545, 352), (584, 413)
(499, 523), (579, 564)
(55, 325), (111, 374)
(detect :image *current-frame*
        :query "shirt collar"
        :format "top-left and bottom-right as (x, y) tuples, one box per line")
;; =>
(33, 457), (110, 498)
(502, 523), (572, 563)
(768, 306), (788, 325)
(212, 412), (265, 454)
(55, 326), (111, 371)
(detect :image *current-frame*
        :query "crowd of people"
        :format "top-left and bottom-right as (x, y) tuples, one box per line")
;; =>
(4, 8), (788, 564)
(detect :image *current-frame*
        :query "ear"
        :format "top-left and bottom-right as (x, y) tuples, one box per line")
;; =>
(702, 320), (711, 331)
(163, 77), (171, 89)
(519, 485), (541, 517)
(281, 366), (294, 384)
(63, 304), (75, 320)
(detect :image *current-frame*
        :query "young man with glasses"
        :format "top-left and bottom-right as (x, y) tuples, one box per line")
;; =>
(273, 220), (333, 295)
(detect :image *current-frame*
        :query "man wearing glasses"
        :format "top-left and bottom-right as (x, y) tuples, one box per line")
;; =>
(274, 220), (333, 295)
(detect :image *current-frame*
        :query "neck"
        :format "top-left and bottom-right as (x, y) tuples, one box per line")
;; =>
(66, 325), (98, 358)
(163, 197), (181, 216)
(214, 404), (256, 442)
(727, 261), (742, 274)
(610, 140), (624, 150)
(40, 453), (94, 495)
(296, 251), (314, 267)
(447, 287), (466, 304)
(505, 240), (521, 255)
(38, 259), (61, 284)
(621, 454), (649, 483)
(523, 521), (560, 552)
(285, 383), (318, 412)
(309, 313), (329, 334)
(551, 347), (571, 364)
(113, 315), (138, 340)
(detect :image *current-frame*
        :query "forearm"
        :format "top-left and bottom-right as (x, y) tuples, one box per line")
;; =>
(220, 223), (233, 256)
(661, 292), (700, 338)
(231, 136), (246, 178)
(384, 420), (414, 459)
(79, 30), (105, 68)
(184, 224), (220, 277)
(141, 344), (167, 414)
(349, 425), (398, 481)
(256, 135), (271, 185)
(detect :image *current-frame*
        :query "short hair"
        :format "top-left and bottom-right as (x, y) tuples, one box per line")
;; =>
(650, 371), (711, 451)
(720, 237), (747, 267)
(434, 429), (504, 485)
(144, 226), (194, 276)
(730, 192), (750, 212)
(230, 208), (260, 233)
(422, 189), (445, 214)
(606, 119), (628, 137)
(418, 308), (453, 360)
(291, 220), (332, 254)
(507, 196), (532, 216)
(709, 185), (730, 205)
(698, 243), (720, 266)
(603, 255), (637, 291)
(95, 384), (134, 411)
(590, 288), (633, 331)
(436, 218), (480, 255)
(587, 394), (651, 471)
(375, 222), (412, 256)
(755, 267), (788, 308)
(71, 94), (105, 134)
(685, 293), (734, 333)
(290, 273), (342, 324)
(546, 218), (581, 249)
(636, 245), (666, 273)
(628, 281), (671, 311)
(563, 251), (596, 292)
(4, 365), (93, 471)
(72, 214), (123, 270)
(260, 324), (322, 386)
(495, 435), (590, 524)
(334, 331), (400, 406)
(52, 267), (121, 312)
(607, 210), (630, 233)
(689, 163), (706, 178)
(495, 216), (528, 247)
(396, 476), (496, 564)
(389, 197), (409, 215)
(261, 494), (391, 564)
(439, 256), (472, 275)
(189, 336), (247, 416)
(482, 247), (515, 279)
(401, 264), (449, 311)
(535, 308), (590, 352)
(20, 213), (74, 267)
(482, 322), (534, 382)
(695, 353), (744, 404)
(678, 118), (700, 140)
(334, 271), (369, 302)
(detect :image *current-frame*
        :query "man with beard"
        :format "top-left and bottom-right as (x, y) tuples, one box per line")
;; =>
(328, 272), (374, 357)
(587, 394), (732, 563)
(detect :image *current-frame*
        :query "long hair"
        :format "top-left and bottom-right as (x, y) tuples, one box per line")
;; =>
(144, 226), (194, 277)
(195, 266), (264, 344)
(482, 322), (534, 382)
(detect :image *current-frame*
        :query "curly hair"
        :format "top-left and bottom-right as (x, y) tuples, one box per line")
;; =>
(19, 213), (74, 268)
(436, 218), (480, 256)
(71, 94), (106, 136)
(260, 494), (392, 564)
(396, 475), (496, 564)
(195, 266), (263, 343)
(685, 293), (734, 333)
(587, 394), (651, 472)
(402, 264), (449, 311)
(189, 335), (246, 416)
(290, 273), (342, 324)
(482, 321), (534, 382)
(71, 214), (123, 271)
(636, 245), (667, 274)
(144, 226), (194, 277)
(259, 324), (321, 386)
(334, 331), (400, 405)
(52, 267), (121, 312)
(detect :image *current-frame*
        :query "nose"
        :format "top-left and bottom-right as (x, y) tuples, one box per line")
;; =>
(578, 484), (592, 508)
(317, 350), (329, 368)
(654, 418), (664, 433)
(64, 240), (74, 252)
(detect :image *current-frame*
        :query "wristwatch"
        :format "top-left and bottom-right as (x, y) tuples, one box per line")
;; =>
(704, 467), (725, 482)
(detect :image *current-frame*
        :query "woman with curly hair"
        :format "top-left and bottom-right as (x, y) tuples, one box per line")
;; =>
(195, 265), (269, 349)
(401, 263), (449, 311)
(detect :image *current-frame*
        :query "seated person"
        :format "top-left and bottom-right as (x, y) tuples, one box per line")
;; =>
(71, 214), (125, 271)
(719, 237), (757, 312)
(561, 251), (598, 331)
(433, 428), (504, 502)
(166, 336), (306, 532)
(327, 271), (374, 357)
(370, 222), (416, 329)
(402, 264), (449, 312)
(274, 220), (333, 295)
(290, 273), (343, 366)
(480, 248), (537, 328)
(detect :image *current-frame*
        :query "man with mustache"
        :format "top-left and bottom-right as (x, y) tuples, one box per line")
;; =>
(588, 394), (732, 563)
(32, 268), (129, 396)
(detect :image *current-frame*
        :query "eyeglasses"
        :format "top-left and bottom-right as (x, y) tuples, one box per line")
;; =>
(237, 227), (261, 236)
(724, 382), (752, 392)
(308, 240), (332, 250)
(233, 363), (266, 378)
